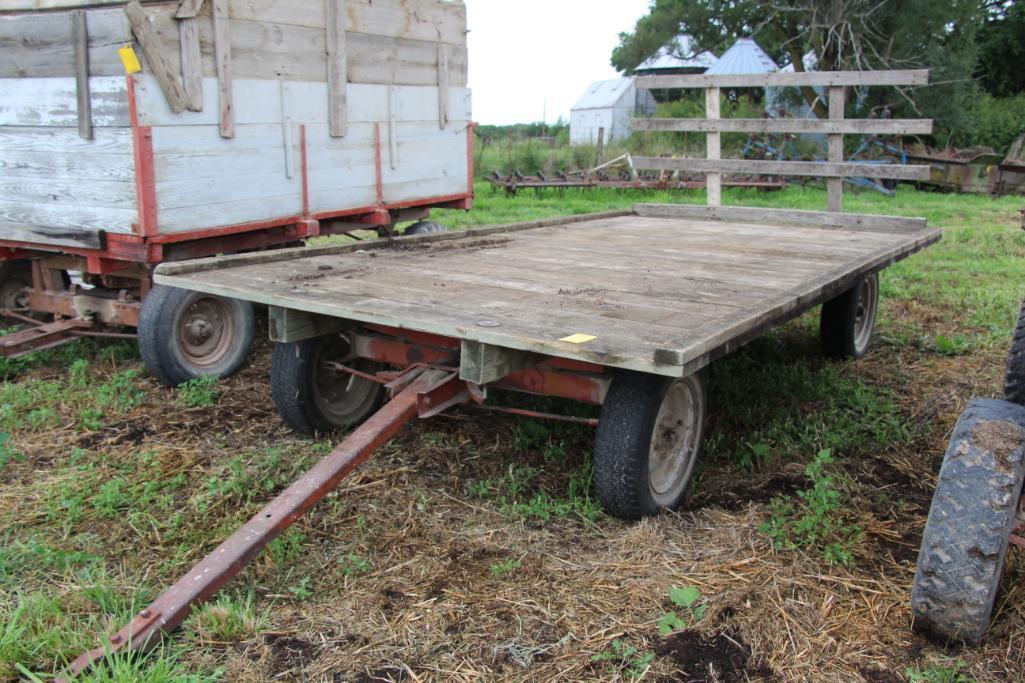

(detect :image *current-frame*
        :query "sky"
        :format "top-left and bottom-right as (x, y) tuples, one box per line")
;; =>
(465, 0), (653, 125)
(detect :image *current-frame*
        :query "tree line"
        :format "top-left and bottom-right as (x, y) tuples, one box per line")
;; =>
(611, 0), (1025, 152)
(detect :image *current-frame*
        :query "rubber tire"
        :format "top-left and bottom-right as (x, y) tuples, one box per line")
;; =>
(593, 370), (706, 520)
(270, 336), (385, 436)
(911, 397), (1025, 644)
(139, 285), (256, 387)
(1004, 300), (1025, 405)
(821, 272), (879, 360)
(0, 261), (33, 310)
(404, 220), (447, 236)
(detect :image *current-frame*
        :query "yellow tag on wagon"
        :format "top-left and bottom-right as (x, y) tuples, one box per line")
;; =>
(559, 333), (597, 344)
(119, 45), (142, 74)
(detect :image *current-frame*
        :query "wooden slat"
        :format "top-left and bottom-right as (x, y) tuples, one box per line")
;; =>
(635, 69), (929, 89)
(460, 340), (540, 384)
(705, 86), (720, 207)
(178, 15), (203, 110)
(71, 9), (93, 139)
(211, 0), (232, 137)
(827, 85), (845, 213)
(175, 0), (204, 18)
(632, 203), (928, 233)
(326, 0), (346, 137)
(631, 156), (929, 180)
(123, 0), (189, 113)
(437, 43), (448, 129)
(0, 221), (104, 248)
(631, 117), (933, 135)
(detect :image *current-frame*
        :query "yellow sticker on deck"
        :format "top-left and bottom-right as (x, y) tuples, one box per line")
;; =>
(559, 334), (597, 344)
(119, 45), (142, 74)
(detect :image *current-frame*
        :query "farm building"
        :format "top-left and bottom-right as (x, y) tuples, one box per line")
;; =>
(569, 78), (655, 145)
(633, 34), (718, 76)
(705, 37), (779, 76)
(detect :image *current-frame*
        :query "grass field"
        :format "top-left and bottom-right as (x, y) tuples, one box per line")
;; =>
(1, 183), (1024, 682)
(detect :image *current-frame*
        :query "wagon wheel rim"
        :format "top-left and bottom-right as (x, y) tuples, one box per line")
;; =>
(177, 295), (236, 369)
(648, 375), (704, 506)
(314, 336), (378, 425)
(853, 275), (879, 356)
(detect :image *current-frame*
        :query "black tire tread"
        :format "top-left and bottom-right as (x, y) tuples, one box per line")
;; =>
(270, 338), (384, 436)
(911, 398), (1025, 643)
(820, 273), (877, 360)
(1003, 300), (1025, 405)
(138, 285), (255, 388)
(594, 371), (705, 520)
(404, 220), (447, 236)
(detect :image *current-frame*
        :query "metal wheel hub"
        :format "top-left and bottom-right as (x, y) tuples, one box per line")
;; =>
(648, 375), (705, 506)
(314, 336), (379, 424)
(853, 275), (879, 355)
(178, 296), (234, 367)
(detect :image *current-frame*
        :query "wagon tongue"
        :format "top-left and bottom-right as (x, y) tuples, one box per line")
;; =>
(65, 366), (466, 678)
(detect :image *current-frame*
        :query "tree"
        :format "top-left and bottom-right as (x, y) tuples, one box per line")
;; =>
(612, 0), (982, 128)
(976, 1), (1025, 97)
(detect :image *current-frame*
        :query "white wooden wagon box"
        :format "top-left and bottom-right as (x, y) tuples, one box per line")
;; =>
(0, 0), (472, 377)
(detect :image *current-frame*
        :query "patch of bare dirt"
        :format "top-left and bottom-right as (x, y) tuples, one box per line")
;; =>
(656, 629), (774, 682)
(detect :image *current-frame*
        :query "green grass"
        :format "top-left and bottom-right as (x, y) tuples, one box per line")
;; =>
(0, 184), (1021, 679)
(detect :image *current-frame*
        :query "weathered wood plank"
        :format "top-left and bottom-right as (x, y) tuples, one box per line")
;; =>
(437, 43), (448, 129)
(210, 0), (232, 137)
(631, 117), (933, 135)
(71, 9), (93, 139)
(175, 0), (204, 18)
(154, 211), (634, 275)
(325, 0), (346, 137)
(268, 305), (348, 342)
(827, 85), (845, 213)
(705, 86), (720, 207)
(178, 15), (202, 110)
(636, 69), (930, 89)
(133, 78), (471, 126)
(632, 203), (928, 233)
(124, 0), (189, 113)
(0, 76), (130, 127)
(460, 340), (540, 384)
(0, 220), (104, 248)
(631, 156), (930, 180)
(3, 8), (468, 84)
(0, 197), (136, 232)
(0, 8), (130, 78)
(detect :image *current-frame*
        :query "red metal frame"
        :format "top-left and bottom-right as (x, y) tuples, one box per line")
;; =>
(68, 367), (459, 676)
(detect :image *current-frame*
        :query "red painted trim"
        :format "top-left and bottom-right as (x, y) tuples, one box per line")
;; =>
(146, 215), (303, 244)
(127, 75), (159, 237)
(374, 123), (384, 205)
(300, 124), (310, 216)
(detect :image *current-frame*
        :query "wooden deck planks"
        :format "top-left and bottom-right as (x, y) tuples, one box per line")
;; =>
(155, 211), (942, 376)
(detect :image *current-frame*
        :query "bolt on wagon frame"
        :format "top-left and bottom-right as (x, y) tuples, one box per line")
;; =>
(67, 69), (941, 676)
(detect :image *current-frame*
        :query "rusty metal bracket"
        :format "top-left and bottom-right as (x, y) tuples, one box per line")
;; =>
(67, 366), (468, 677)
(0, 318), (94, 358)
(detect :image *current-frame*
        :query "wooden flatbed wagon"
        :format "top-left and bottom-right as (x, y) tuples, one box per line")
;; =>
(68, 70), (942, 675)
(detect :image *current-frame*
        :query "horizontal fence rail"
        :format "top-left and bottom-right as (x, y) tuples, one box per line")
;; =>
(632, 69), (932, 212)
(631, 157), (931, 181)
(635, 69), (929, 90)
(631, 117), (933, 136)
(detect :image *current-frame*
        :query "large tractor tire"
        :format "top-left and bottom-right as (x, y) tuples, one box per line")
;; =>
(911, 398), (1025, 643)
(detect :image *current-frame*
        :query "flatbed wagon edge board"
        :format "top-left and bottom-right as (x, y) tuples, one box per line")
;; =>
(154, 204), (942, 378)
